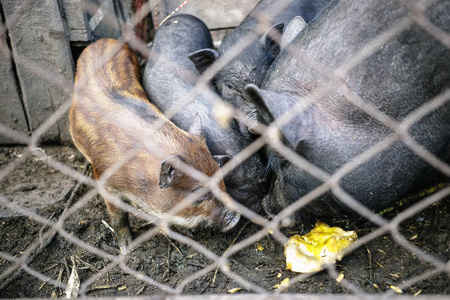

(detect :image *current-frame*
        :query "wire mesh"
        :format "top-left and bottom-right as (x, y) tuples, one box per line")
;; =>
(0, 0), (449, 298)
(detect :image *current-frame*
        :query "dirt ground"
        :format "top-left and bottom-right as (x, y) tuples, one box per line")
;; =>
(0, 146), (449, 298)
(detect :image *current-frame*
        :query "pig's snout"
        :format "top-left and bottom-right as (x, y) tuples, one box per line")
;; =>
(218, 209), (241, 232)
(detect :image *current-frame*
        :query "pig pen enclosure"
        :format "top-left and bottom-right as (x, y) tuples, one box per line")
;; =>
(0, 0), (449, 299)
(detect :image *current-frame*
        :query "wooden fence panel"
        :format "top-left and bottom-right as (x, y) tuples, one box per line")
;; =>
(62, 0), (90, 42)
(0, 10), (29, 144)
(1, 0), (74, 143)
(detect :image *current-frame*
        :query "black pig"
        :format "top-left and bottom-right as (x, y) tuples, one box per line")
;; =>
(245, 0), (450, 219)
(143, 14), (268, 213)
(189, 0), (333, 138)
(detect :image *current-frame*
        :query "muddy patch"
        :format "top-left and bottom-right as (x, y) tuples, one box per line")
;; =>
(0, 146), (448, 297)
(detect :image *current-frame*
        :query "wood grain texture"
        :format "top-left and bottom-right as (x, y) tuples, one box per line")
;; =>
(1, 0), (75, 143)
(0, 10), (29, 144)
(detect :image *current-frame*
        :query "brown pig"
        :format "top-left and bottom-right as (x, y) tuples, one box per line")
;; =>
(69, 39), (240, 253)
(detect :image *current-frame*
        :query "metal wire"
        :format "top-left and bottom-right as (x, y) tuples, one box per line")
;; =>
(0, 0), (448, 298)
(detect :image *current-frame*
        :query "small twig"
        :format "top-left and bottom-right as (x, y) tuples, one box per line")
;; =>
(161, 268), (173, 282)
(133, 222), (153, 231)
(62, 257), (70, 278)
(171, 277), (180, 288)
(212, 269), (220, 287)
(74, 256), (100, 272)
(161, 230), (183, 256)
(187, 262), (207, 268)
(37, 280), (47, 292)
(88, 284), (118, 292)
(198, 278), (212, 294)
(101, 220), (115, 234)
(50, 266), (64, 298)
(230, 258), (252, 273)
(365, 243), (374, 283)
(212, 220), (250, 284)
(136, 285), (146, 295)
(43, 263), (59, 273)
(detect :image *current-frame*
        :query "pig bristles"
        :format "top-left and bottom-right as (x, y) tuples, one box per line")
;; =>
(159, 0), (191, 27)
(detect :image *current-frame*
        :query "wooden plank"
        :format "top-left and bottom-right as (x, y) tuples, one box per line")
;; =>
(0, 11), (29, 145)
(62, 0), (90, 42)
(1, 0), (75, 143)
(152, 0), (259, 30)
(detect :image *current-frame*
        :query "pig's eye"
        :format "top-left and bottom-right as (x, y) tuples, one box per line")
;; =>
(192, 187), (211, 205)
(193, 192), (211, 206)
(237, 188), (249, 199)
(223, 83), (233, 93)
(222, 83), (235, 98)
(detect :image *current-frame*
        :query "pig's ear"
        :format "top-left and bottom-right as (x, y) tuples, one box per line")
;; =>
(245, 84), (312, 149)
(260, 23), (284, 61)
(245, 84), (273, 122)
(188, 113), (204, 137)
(213, 155), (231, 167)
(281, 16), (307, 50)
(159, 155), (185, 189)
(189, 49), (220, 74)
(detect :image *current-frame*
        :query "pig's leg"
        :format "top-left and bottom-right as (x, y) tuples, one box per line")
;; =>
(104, 201), (133, 254)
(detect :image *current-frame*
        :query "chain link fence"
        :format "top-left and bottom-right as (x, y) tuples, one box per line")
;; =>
(0, 0), (449, 298)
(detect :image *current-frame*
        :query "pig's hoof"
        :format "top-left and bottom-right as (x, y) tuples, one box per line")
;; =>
(117, 237), (133, 255)
(115, 229), (133, 255)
